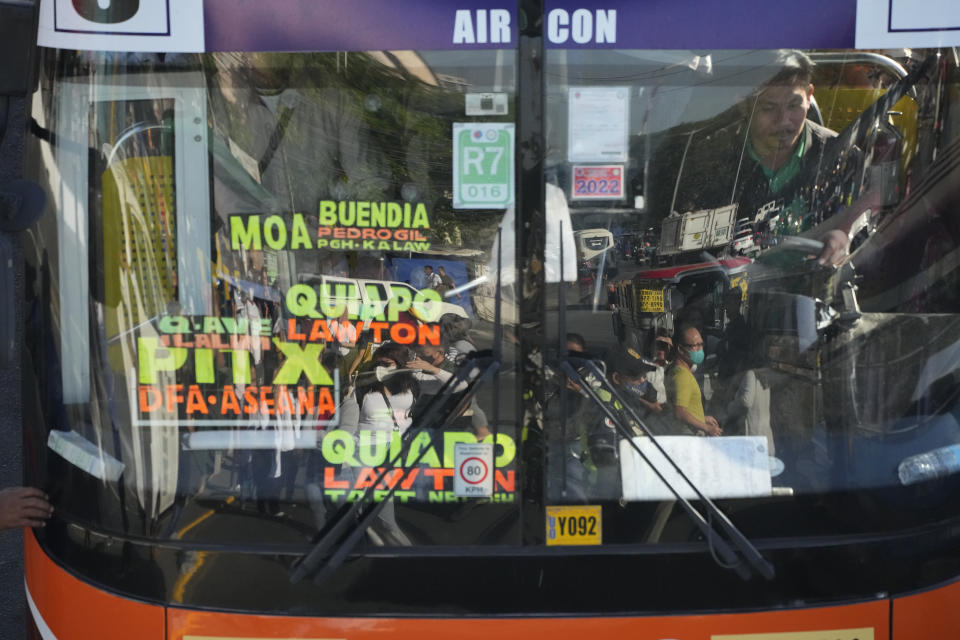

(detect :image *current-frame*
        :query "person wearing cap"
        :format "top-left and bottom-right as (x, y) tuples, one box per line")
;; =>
(568, 348), (660, 499)
(667, 325), (722, 437)
(606, 348), (664, 427)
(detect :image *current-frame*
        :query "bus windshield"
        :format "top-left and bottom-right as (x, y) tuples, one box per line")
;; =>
(542, 46), (960, 509)
(22, 44), (960, 552)
(26, 49), (520, 546)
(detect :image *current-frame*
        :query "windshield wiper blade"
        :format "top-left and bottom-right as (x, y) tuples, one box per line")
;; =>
(561, 357), (775, 581)
(290, 351), (500, 585)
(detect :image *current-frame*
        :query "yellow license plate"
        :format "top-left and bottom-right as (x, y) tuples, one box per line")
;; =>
(545, 505), (602, 546)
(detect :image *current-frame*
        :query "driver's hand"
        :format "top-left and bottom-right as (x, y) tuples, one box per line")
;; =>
(817, 229), (849, 267)
(0, 487), (52, 530)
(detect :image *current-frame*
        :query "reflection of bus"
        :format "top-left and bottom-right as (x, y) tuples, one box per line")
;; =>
(9, 4), (960, 640)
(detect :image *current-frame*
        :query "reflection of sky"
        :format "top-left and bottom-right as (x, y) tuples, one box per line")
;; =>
(546, 50), (781, 135)
(393, 258), (474, 317)
(419, 50), (516, 92)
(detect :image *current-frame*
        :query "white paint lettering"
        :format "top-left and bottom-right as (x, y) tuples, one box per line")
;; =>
(571, 9), (592, 44)
(464, 147), (484, 175)
(596, 9), (617, 43)
(547, 8), (617, 44)
(477, 9), (487, 43)
(490, 9), (511, 43)
(453, 9), (475, 44)
(547, 8), (569, 43)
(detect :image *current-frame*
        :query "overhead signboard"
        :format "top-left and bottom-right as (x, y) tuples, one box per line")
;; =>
(37, 0), (960, 53)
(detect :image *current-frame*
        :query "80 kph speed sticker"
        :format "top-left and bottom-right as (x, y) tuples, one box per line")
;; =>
(453, 443), (494, 497)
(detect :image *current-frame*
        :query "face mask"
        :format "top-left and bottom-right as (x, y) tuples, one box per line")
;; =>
(687, 348), (705, 366)
(375, 364), (397, 381)
(624, 380), (649, 396)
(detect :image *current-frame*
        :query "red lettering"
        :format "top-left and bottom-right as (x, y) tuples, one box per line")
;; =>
(400, 467), (420, 490)
(166, 384), (184, 412)
(259, 386), (275, 414)
(276, 386), (295, 414)
(288, 318), (306, 341)
(221, 385), (241, 415)
(298, 385), (315, 415)
(138, 385), (162, 412)
(316, 387), (335, 416)
(324, 466), (349, 489)
(307, 319), (334, 343)
(172, 334), (194, 348)
(418, 323), (440, 346)
(354, 467), (378, 489)
(390, 322), (416, 344)
(244, 386), (259, 414)
(424, 468), (454, 490)
(378, 468), (405, 490)
(495, 470), (515, 492)
(370, 321), (389, 342)
(185, 385), (209, 415)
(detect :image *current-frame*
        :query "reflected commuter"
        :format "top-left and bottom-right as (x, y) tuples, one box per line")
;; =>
(667, 325), (722, 436)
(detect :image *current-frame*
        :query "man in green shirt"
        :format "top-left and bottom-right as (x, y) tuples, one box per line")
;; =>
(676, 50), (848, 266)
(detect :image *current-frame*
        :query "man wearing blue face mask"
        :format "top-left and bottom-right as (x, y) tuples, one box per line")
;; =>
(667, 325), (722, 437)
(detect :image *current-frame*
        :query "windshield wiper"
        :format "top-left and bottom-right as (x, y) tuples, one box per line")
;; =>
(560, 356), (775, 581)
(289, 350), (500, 585)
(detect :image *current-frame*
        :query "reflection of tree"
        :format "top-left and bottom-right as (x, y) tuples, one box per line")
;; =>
(208, 51), (508, 255)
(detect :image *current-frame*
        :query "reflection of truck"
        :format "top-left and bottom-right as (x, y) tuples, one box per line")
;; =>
(659, 204), (737, 256)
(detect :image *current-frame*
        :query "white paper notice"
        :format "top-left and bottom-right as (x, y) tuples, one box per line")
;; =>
(38, 0), (205, 52)
(568, 87), (629, 163)
(620, 436), (772, 502)
(856, 0), (960, 48)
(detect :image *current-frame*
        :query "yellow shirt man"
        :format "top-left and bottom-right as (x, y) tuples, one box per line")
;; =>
(667, 364), (705, 423)
(667, 326), (722, 436)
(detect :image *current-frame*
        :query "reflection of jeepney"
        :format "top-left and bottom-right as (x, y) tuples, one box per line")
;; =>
(611, 256), (751, 348)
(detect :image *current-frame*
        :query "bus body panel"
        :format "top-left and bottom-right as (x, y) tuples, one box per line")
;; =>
(25, 529), (900, 640)
(24, 532), (165, 640)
